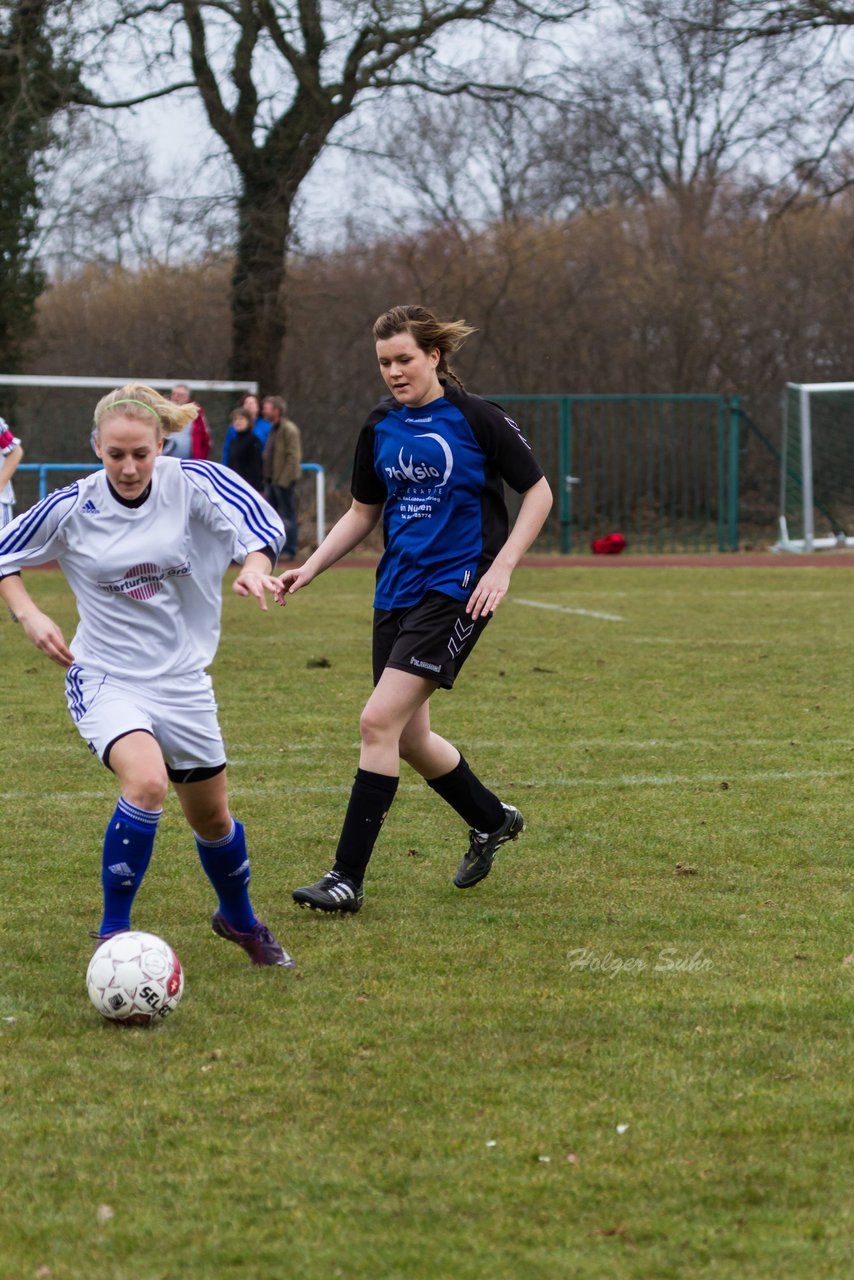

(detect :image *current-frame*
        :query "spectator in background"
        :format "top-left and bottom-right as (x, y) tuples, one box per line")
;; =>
(0, 417), (24, 528)
(222, 392), (271, 466)
(163, 383), (211, 459)
(225, 406), (264, 492)
(262, 396), (302, 561)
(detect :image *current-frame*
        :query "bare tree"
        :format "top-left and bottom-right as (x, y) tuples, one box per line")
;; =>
(79, 1), (590, 390)
(537, 0), (817, 224)
(680, 0), (854, 199)
(339, 53), (563, 235)
(699, 3), (854, 38)
(36, 111), (240, 274)
(359, 0), (851, 231)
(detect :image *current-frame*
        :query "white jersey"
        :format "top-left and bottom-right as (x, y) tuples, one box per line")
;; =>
(0, 457), (285, 680)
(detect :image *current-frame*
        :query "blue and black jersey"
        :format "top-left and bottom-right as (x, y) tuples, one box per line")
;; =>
(351, 384), (544, 610)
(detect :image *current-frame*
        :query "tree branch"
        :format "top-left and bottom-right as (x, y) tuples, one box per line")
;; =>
(73, 82), (197, 109)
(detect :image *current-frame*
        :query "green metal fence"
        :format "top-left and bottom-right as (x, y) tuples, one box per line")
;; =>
(8, 392), (744, 554)
(495, 394), (743, 553)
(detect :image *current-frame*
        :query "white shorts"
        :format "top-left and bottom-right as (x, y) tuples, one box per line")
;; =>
(65, 666), (226, 774)
(0, 503), (13, 528)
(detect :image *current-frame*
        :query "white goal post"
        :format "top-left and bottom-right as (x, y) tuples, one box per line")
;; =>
(0, 374), (259, 392)
(774, 381), (854, 552)
(0, 373), (326, 547)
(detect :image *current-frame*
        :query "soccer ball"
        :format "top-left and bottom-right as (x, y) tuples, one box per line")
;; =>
(86, 931), (184, 1026)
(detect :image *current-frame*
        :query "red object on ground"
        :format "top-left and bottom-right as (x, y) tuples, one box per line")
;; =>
(591, 533), (627, 555)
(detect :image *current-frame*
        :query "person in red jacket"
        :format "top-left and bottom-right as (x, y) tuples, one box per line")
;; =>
(166, 383), (211, 459)
(0, 418), (24, 528)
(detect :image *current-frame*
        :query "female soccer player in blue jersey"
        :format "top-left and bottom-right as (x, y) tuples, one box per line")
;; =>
(276, 305), (553, 913)
(0, 384), (294, 967)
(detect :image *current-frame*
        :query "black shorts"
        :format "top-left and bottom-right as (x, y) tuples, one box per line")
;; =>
(372, 591), (492, 690)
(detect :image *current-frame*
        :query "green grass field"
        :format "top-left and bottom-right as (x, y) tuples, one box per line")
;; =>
(1, 564), (851, 1280)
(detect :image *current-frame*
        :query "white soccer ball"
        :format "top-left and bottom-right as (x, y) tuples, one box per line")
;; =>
(86, 931), (184, 1026)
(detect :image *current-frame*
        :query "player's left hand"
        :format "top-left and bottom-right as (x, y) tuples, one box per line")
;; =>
(232, 569), (280, 611)
(466, 564), (512, 620)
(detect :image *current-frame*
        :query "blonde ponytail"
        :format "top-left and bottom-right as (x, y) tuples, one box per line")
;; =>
(93, 383), (199, 441)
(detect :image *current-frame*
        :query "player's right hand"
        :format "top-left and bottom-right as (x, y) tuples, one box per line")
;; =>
(20, 610), (74, 668)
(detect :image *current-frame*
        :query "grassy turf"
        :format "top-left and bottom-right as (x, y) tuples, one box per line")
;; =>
(0, 565), (851, 1279)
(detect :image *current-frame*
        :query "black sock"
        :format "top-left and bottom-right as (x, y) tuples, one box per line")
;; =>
(332, 768), (399, 887)
(426, 754), (505, 832)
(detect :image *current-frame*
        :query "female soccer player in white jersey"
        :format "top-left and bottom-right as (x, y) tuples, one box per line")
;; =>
(0, 384), (294, 967)
(276, 304), (553, 914)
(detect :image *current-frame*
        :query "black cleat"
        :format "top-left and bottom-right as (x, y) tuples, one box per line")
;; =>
(453, 804), (525, 889)
(292, 871), (363, 914)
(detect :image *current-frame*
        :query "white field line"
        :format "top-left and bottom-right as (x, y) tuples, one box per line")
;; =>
(510, 597), (807, 645)
(2, 767), (845, 805)
(24, 735), (853, 755)
(512, 597), (624, 622)
(225, 738), (504, 756)
(624, 636), (768, 646)
(515, 768), (845, 789)
(510, 598), (778, 644)
(230, 735), (853, 753)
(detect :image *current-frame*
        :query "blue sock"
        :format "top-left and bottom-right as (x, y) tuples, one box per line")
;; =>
(100, 797), (161, 935)
(195, 819), (257, 934)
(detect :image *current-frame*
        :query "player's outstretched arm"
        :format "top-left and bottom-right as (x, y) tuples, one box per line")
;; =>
(0, 442), (23, 493)
(274, 500), (382, 604)
(466, 476), (553, 621)
(0, 573), (74, 668)
(232, 551), (280, 612)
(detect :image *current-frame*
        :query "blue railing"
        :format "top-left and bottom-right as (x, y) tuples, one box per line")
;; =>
(19, 462), (101, 502)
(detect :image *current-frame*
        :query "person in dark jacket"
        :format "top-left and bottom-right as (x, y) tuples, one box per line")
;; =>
(225, 407), (264, 493)
(222, 393), (271, 466)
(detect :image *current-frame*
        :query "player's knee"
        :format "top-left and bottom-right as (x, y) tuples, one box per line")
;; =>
(359, 704), (395, 747)
(124, 770), (169, 811)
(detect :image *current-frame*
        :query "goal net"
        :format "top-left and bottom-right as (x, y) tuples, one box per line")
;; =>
(775, 382), (854, 552)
